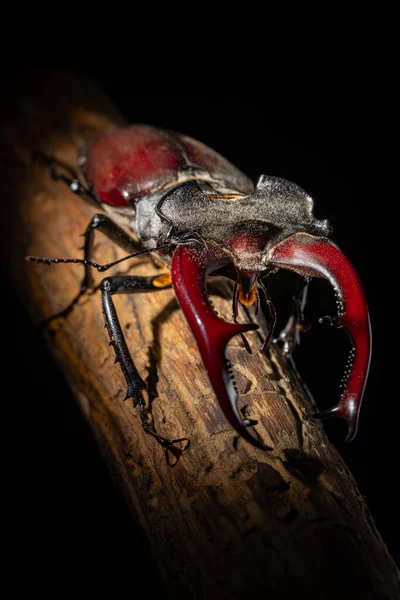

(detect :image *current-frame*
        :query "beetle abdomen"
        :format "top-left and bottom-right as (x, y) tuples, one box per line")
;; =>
(81, 124), (253, 207)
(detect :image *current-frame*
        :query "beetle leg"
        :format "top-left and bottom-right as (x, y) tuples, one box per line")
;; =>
(100, 274), (189, 464)
(268, 233), (371, 441)
(37, 152), (101, 207)
(80, 214), (143, 290)
(41, 214), (145, 325)
(258, 279), (277, 353)
(273, 279), (311, 357)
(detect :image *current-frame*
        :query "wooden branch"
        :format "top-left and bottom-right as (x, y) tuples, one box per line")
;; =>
(1, 73), (399, 599)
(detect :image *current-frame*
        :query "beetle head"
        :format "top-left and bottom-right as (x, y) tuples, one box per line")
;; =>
(160, 176), (331, 275)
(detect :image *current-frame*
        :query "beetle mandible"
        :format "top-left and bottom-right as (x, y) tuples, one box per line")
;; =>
(29, 124), (371, 460)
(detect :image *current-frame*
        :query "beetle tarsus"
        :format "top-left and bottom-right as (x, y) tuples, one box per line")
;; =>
(144, 426), (191, 467)
(139, 401), (190, 466)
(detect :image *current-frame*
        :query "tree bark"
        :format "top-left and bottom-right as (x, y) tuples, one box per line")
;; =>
(1, 73), (399, 599)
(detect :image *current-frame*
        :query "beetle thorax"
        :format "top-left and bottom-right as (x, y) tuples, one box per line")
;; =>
(152, 176), (331, 272)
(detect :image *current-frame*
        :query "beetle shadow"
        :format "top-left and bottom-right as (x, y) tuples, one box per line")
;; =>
(145, 296), (180, 406)
(145, 280), (234, 405)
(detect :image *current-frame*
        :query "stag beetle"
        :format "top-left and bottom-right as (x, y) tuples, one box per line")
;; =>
(29, 125), (371, 460)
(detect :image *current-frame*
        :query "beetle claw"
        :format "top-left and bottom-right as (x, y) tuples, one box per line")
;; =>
(171, 244), (269, 450)
(312, 403), (357, 443)
(269, 233), (371, 442)
(144, 427), (191, 466)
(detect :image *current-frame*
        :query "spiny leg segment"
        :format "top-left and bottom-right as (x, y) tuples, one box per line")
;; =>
(101, 274), (189, 465)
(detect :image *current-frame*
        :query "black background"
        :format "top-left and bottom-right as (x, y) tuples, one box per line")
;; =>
(2, 70), (395, 593)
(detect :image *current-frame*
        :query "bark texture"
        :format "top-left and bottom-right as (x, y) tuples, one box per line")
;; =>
(1, 73), (399, 599)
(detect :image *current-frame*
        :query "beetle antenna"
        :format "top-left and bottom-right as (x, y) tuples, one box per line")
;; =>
(26, 244), (170, 272)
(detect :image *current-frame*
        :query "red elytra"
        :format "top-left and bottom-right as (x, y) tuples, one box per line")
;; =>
(82, 124), (253, 207)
